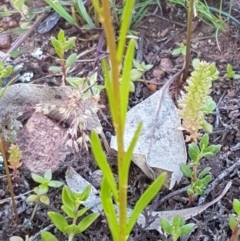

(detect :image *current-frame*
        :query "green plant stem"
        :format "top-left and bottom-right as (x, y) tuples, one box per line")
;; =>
(68, 206), (79, 241)
(101, 0), (127, 240)
(192, 164), (198, 182)
(182, 0), (195, 82)
(0, 139), (19, 223)
(31, 201), (39, 220)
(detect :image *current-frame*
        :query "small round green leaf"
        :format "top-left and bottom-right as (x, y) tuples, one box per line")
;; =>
(38, 184), (49, 195)
(26, 194), (38, 203)
(188, 143), (200, 162)
(40, 195), (50, 205)
(49, 66), (62, 73)
(41, 231), (59, 241)
(66, 53), (77, 68)
(229, 214), (238, 231)
(199, 134), (209, 151)
(48, 180), (64, 188)
(180, 163), (192, 178)
(130, 69), (143, 81)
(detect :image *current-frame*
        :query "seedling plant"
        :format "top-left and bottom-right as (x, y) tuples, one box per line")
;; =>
(180, 134), (221, 205)
(41, 185), (99, 241)
(229, 199), (240, 241)
(26, 169), (63, 220)
(50, 29), (77, 86)
(224, 64), (240, 80)
(160, 216), (195, 241)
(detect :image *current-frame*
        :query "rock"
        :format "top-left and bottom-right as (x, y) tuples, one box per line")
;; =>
(0, 35), (11, 50)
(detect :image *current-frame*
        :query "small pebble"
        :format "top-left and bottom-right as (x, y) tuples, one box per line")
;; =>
(0, 35), (11, 49)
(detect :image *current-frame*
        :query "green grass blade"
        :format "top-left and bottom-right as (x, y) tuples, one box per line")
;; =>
(127, 173), (166, 234)
(131, 0), (150, 29)
(75, 0), (95, 28)
(101, 177), (119, 241)
(120, 39), (135, 124)
(91, 131), (118, 200)
(122, 122), (142, 181)
(117, 0), (136, 62)
(101, 59), (118, 129)
(43, 0), (76, 24)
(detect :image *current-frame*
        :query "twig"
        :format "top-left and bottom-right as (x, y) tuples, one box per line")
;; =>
(0, 139), (19, 223)
(198, 158), (240, 205)
(28, 224), (54, 241)
(3, 12), (48, 63)
(151, 185), (189, 211)
(145, 14), (186, 28)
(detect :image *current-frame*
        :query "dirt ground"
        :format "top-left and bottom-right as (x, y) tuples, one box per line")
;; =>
(0, 0), (240, 240)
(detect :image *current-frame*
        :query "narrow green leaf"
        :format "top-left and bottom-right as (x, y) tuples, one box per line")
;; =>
(198, 167), (211, 179)
(127, 173), (166, 234)
(61, 205), (75, 218)
(202, 174), (212, 186)
(31, 173), (45, 184)
(77, 213), (100, 233)
(91, 131), (118, 200)
(50, 37), (63, 58)
(199, 134), (209, 151)
(41, 231), (59, 241)
(43, 0), (76, 24)
(75, 0), (95, 28)
(66, 77), (85, 88)
(179, 223), (195, 236)
(100, 177), (118, 241)
(48, 212), (68, 233)
(66, 53), (77, 68)
(62, 186), (75, 211)
(122, 122), (142, 184)
(77, 207), (89, 218)
(48, 180), (63, 188)
(121, 39), (135, 124)
(44, 169), (52, 182)
(63, 37), (76, 51)
(102, 59), (117, 127)
(160, 217), (172, 234)
(81, 185), (91, 202)
(203, 144), (221, 156)
(172, 216), (181, 229)
(117, 0), (136, 62)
